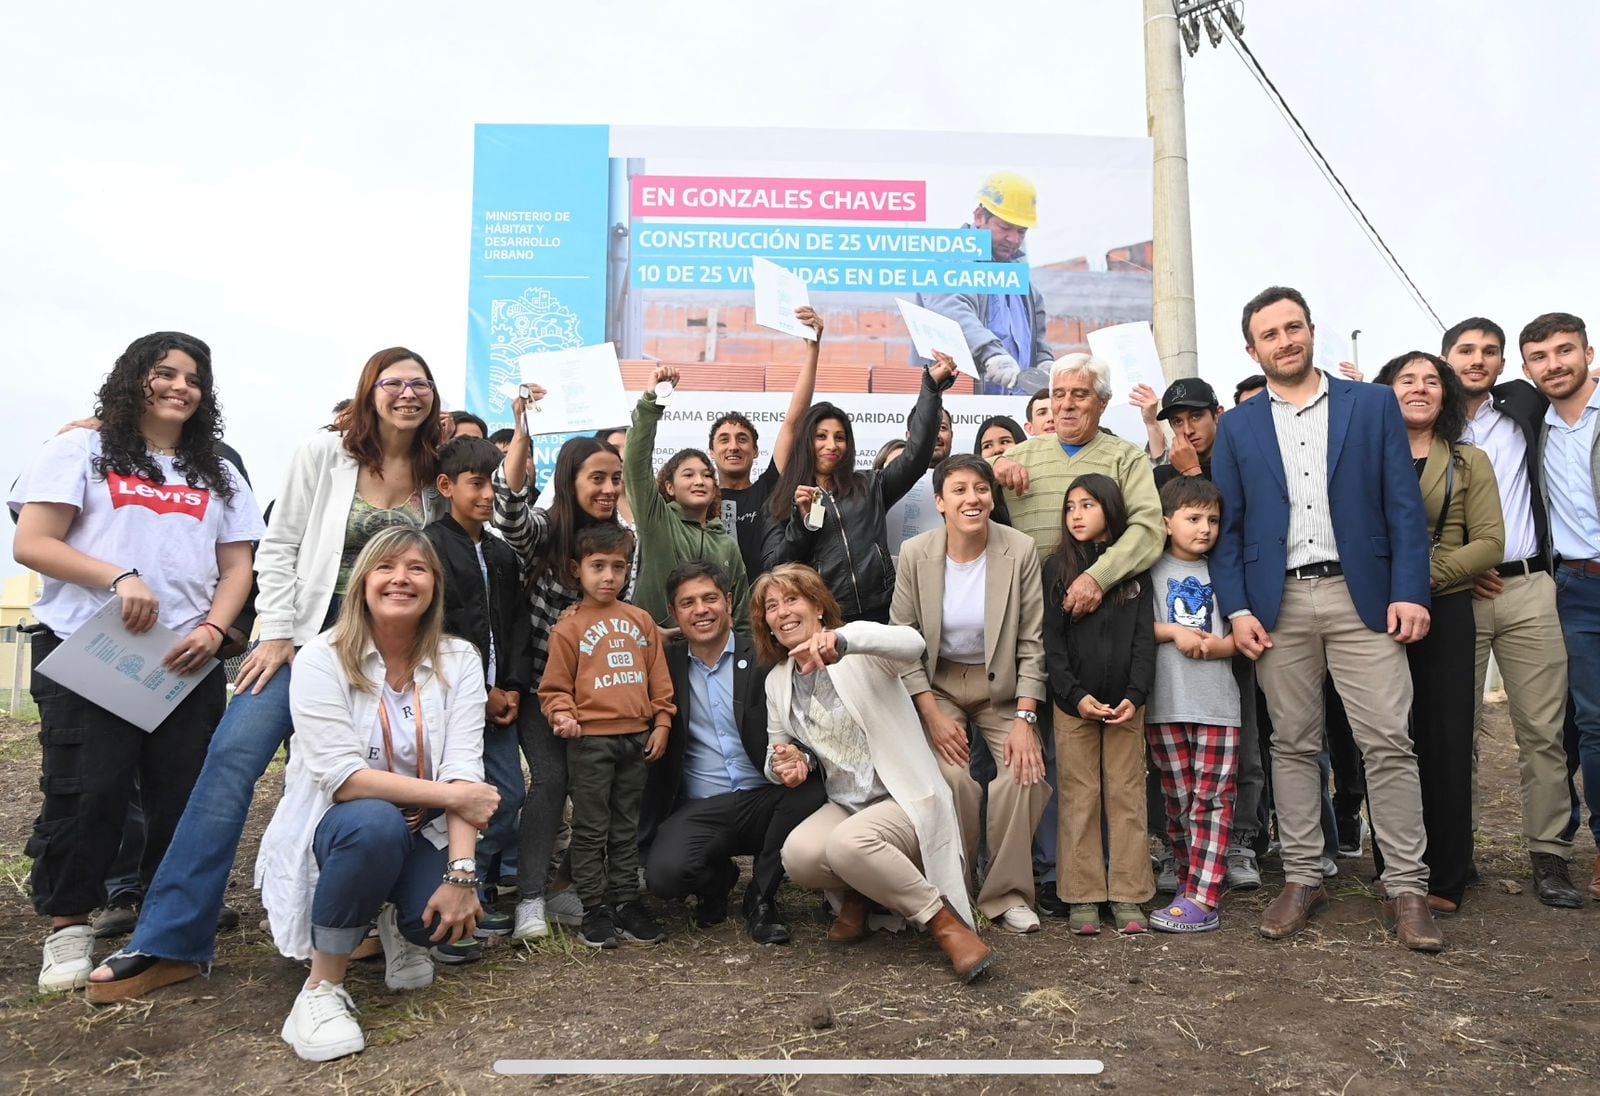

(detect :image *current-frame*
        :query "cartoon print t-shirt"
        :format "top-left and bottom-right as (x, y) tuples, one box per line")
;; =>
(1145, 552), (1242, 727)
(8, 429), (265, 638)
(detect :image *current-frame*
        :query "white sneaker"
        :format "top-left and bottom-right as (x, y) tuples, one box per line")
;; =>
(513, 897), (549, 940)
(39, 924), (94, 992)
(997, 905), (1041, 934)
(282, 981), (364, 1062)
(545, 889), (585, 927)
(1321, 855), (1340, 878)
(377, 905), (433, 992)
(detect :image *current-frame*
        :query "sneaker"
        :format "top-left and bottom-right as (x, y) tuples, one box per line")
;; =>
(1150, 896), (1220, 933)
(1036, 882), (1069, 918)
(282, 980), (364, 1062)
(1156, 854), (1179, 894)
(545, 888), (585, 928)
(93, 899), (140, 939)
(377, 905), (433, 992)
(1321, 855), (1340, 879)
(1225, 847), (1262, 891)
(1068, 904), (1101, 936)
(1337, 814), (1367, 858)
(1111, 902), (1148, 935)
(996, 905), (1041, 934)
(475, 908), (514, 938)
(496, 876), (519, 899)
(512, 897), (549, 940)
(39, 924), (95, 992)
(430, 938), (482, 964)
(579, 905), (621, 950)
(614, 901), (666, 946)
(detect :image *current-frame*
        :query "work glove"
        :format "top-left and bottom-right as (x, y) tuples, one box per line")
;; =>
(983, 352), (1021, 389)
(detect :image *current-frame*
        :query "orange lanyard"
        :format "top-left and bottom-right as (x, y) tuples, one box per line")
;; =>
(377, 683), (429, 830)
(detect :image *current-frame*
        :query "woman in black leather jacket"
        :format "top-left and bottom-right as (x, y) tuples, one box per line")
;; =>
(762, 355), (953, 622)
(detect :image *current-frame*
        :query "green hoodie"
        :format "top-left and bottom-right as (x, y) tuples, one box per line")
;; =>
(625, 392), (752, 634)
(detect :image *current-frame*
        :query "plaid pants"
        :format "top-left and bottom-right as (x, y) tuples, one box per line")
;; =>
(1147, 722), (1238, 908)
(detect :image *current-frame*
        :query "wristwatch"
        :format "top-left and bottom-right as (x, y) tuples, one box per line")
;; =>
(446, 857), (478, 875)
(1015, 710), (1039, 726)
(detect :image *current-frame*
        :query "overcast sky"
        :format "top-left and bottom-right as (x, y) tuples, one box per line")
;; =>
(4, 0), (1595, 579)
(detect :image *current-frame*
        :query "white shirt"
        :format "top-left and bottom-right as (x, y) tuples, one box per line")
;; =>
(7, 430), (264, 638)
(1268, 374), (1338, 569)
(938, 554), (987, 663)
(369, 684), (423, 777)
(1461, 398), (1539, 564)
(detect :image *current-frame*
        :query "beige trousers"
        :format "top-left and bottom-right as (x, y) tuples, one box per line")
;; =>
(782, 800), (945, 926)
(926, 661), (1050, 917)
(1055, 706), (1155, 904)
(1256, 575), (1428, 894)
(1472, 571), (1573, 855)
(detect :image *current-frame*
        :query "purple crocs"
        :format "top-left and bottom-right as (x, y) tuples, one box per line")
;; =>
(1150, 897), (1220, 934)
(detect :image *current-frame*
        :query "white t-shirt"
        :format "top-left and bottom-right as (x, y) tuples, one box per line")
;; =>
(368, 683), (425, 777)
(8, 430), (265, 638)
(938, 553), (987, 663)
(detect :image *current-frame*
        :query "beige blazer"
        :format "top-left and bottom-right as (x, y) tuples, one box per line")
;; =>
(889, 520), (1047, 706)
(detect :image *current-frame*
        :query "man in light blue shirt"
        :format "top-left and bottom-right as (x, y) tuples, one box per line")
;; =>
(1523, 311), (1600, 894)
(641, 562), (825, 943)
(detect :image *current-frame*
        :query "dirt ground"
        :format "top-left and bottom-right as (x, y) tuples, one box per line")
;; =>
(0, 704), (1597, 1096)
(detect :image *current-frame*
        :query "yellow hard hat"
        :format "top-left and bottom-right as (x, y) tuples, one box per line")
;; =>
(976, 171), (1038, 229)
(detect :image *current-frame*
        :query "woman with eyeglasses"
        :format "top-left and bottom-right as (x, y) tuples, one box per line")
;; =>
(88, 348), (447, 1003)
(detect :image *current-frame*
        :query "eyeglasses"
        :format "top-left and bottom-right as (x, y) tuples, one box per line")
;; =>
(374, 378), (435, 397)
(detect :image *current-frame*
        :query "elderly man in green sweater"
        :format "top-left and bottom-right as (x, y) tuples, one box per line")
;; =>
(991, 353), (1165, 618)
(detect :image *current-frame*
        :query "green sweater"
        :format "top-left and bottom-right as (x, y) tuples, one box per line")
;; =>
(995, 431), (1165, 592)
(625, 392), (752, 633)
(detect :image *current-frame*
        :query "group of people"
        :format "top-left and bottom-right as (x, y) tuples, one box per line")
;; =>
(10, 284), (1600, 1064)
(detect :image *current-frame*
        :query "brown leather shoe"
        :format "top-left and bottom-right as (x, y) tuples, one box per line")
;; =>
(1259, 882), (1328, 939)
(1382, 893), (1444, 952)
(827, 891), (870, 943)
(1590, 857), (1600, 902)
(925, 898), (993, 983)
(1426, 894), (1457, 916)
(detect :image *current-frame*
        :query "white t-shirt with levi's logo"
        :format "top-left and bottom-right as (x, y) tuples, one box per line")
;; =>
(8, 429), (265, 639)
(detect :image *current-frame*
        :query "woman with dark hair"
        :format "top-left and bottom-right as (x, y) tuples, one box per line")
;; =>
(754, 563), (993, 983)
(493, 397), (635, 940)
(763, 357), (953, 622)
(625, 363), (751, 632)
(890, 454), (1048, 933)
(11, 332), (263, 992)
(1373, 351), (1504, 912)
(257, 527), (498, 1061)
(973, 415), (1026, 460)
(87, 346), (444, 1002)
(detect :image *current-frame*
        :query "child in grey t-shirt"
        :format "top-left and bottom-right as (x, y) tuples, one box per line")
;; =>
(1146, 477), (1242, 934)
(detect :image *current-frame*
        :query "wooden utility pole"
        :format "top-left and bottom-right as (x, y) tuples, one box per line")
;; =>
(1144, 0), (1199, 382)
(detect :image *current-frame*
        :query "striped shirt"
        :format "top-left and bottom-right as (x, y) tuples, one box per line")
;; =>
(1269, 373), (1339, 569)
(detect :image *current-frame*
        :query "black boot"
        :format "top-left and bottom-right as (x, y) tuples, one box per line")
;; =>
(1531, 852), (1583, 909)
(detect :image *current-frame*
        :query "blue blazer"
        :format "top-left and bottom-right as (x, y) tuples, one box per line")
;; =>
(1210, 375), (1431, 632)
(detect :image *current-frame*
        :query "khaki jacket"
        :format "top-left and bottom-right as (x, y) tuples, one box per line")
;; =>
(1422, 437), (1505, 596)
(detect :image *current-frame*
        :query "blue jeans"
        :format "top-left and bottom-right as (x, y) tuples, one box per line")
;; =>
(1556, 566), (1600, 846)
(477, 717), (526, 885)
(121, 670), (294, 964)
(311, 800), (446, 955)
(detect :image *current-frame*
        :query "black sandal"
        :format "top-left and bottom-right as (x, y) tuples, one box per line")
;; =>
(84, 953), (200, 1005)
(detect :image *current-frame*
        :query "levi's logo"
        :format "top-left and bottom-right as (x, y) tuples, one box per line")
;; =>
(107, 472), (210, 519)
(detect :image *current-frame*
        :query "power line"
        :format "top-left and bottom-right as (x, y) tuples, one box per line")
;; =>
(1218, 23), (1444, 330)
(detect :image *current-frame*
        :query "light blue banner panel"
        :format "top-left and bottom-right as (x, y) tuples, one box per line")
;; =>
(630, 258), (1030, 295)
(632, 225), (991, 261)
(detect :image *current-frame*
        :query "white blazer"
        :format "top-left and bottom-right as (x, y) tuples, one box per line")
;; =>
(254, 633), (487, 960)
(763, 621), (971, 926)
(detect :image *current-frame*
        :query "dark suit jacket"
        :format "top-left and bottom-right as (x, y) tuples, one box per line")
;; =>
(642, 633), (771, 832)
(1485, 378), (1554, 567)
(1211, 374), (1431, 632)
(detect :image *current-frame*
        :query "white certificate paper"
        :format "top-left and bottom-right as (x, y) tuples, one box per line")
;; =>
(36, 598), (218, 733)
(895, 299), (980, 379)
(516, 343), (633, 437)
(1087, 321), (1161, 394)
(751, 258), (816, 341)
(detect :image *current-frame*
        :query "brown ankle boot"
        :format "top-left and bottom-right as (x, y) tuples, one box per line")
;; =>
(925, 898), (993, 983)
(827, 891), (869, 943)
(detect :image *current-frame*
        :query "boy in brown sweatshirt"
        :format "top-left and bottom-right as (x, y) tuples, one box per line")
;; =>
(539, 524), (675, 948)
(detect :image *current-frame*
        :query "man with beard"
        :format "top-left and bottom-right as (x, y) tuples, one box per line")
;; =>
(916, 172), (1055, 395)
(1444, 317), (1582, 907)
(1520, 312), (1600, 900)
(1211, 286), (1441, 951)
(642, 562), (826, 943)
